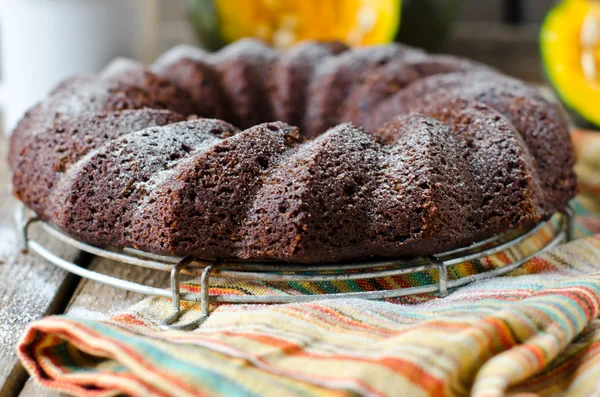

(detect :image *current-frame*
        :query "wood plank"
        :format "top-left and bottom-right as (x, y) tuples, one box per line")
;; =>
(63, 256), (172, 321)
(0, 138), (90, 397)
(19, 256), (172, 397)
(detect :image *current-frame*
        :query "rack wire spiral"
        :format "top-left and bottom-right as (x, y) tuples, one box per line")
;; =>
(16, 202), (573, 331)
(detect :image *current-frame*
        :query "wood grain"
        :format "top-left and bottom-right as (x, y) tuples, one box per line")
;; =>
(18, 257), (172, 397)
(64, 256), (172, 320)
(0, 137), (90, 397)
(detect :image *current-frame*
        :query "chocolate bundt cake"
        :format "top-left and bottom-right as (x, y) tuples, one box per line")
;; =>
(9, 39), (577, 263)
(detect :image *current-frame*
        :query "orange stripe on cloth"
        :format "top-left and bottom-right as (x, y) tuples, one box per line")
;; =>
(225, 331), (447, 394)
(22, 319), (215, 397)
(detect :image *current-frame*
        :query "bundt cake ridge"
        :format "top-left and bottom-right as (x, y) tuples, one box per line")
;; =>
(9, 39), (577, 263)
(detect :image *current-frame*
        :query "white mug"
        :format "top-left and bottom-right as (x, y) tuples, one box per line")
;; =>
(0, 0), (159, 134)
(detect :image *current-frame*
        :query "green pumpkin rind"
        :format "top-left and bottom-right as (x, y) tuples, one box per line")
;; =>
(540, 0), (600, 130)
(187, 0), (226, 51)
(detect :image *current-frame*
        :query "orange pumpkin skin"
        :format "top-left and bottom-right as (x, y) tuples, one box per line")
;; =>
(187, 0), (401, 51)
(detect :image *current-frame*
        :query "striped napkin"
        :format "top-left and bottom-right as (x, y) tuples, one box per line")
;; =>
(17, 130), (600, 397)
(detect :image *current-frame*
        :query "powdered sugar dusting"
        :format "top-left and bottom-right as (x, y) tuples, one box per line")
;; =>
(100, 57), (144, 79)
(0, 225), (17, 261)
(0, 240), (61, 347)
(46, 142), (104, 217)
(152, 44), (209, 72)
(135, 133), (219, 194)
(284, 41), (340, 60)
(214, 38), (279, 63)
(67, 306), (109, 321)
(133, 153), (201, 218)
(131, 119), (236, 218)
(313, 44), (407, 76)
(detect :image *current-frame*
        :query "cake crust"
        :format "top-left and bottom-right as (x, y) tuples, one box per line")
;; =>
(9, 40), (577, 263)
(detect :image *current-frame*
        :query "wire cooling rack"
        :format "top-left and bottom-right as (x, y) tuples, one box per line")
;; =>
(16, 203), (573, 331)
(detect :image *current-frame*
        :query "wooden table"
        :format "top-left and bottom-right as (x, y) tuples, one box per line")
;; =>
(0, 135), (172, 396)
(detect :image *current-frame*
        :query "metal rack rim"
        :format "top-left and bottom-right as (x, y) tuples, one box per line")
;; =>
(31, 212), (549, 276)
(16, 203), (572, 330)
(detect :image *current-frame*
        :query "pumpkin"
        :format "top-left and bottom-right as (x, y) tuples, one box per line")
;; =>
(187, 0), (402, 50)
(541, 0), (600, 128)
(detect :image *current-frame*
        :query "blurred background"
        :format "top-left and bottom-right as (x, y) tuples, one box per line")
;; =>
(181, 0), (554, 80)
(0, 0), (585, 133)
